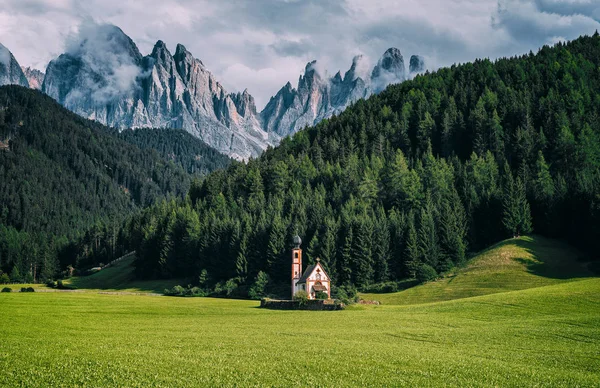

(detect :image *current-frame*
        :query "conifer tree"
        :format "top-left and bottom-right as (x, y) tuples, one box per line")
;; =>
(319, 217), (338, 281)
(534, 151), (555, 202)
(440, 189), (467, 268)
(339, 225), (354, 285)
(516, 177), (533, 236)
(352, 216), (374, 287)
(266, 216), (286, 281)
(306, 233), (320, 265)
(404, 214), (420, 278)
(418, 194), (440, 270)
(503, 164), (533, 238)
(372, 207), (390, 282)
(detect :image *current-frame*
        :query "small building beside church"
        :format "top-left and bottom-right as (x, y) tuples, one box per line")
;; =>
(291, 235), (331, 300)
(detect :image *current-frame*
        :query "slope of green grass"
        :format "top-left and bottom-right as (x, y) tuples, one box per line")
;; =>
(362, 235), (593, 305)
(65, 255), (182, 294)
(0, 278), (599, 386)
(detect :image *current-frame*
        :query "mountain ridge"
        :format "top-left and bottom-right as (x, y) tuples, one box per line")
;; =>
(0, 24), (426, 160)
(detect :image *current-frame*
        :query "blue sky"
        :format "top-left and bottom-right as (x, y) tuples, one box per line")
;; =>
(1, 0), (598, 108)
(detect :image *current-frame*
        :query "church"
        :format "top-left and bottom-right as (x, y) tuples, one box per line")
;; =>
(291, 235), (331, 300)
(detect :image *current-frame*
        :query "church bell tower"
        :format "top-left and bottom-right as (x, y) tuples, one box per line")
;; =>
(291, 235), (302, 298)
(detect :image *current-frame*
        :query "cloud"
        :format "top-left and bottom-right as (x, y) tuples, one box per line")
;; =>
(270, 38), (316, 58)
(493, 0), (600, 46)
(0, 0), (599, 109)
(348, 55), (372, 81)
(62, 22), (142, 105)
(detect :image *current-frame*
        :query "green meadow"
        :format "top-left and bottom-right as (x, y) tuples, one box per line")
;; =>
(1, 236), (599, 387)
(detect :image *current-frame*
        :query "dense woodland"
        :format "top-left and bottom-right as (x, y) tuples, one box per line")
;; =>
(81, 33), (599, 295)
(115, 128), (231, 176)
(2, 34), (600, 292)
(0, 87), (229, 282)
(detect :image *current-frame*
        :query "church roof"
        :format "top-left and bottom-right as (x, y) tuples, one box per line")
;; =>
(296, 265), (316, 284)
(296, 261), (330, 284)
(312, 282), (327, 292)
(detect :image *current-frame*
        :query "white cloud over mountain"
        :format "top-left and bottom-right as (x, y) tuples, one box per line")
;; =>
(0, 0), (598, 109)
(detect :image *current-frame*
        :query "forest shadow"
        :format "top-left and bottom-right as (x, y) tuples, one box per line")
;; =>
(502, 235), (593, 280)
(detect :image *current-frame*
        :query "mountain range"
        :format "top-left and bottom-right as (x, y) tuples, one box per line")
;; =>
(0, 25), (425, 159)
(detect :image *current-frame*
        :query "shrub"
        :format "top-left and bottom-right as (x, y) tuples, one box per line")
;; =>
(416, 264), (438, 283)
(361, 281), (399, 293)
(55, 280), (75, 290)
(172, 285), (186, 295)
(224, 279), (238, 297)
(0, 273), (10, 284)
(20, 287), (35, 292)
(332, 284), (359, 305)
(46, 280), (57, 288)
(248, 271), (269, 300)
(293, 290), (309, 306)
(10, 267), (21, 283)
(213, 282), (225, 295)
(1, 287), (11, 293)
(164, 285), (207, 297)
(315, 291), (328, 300)
(198, 269), (210, 288)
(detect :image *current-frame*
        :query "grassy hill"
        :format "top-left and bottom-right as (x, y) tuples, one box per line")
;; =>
(362, 235), (594, 305)
(65, 254), (181, 294)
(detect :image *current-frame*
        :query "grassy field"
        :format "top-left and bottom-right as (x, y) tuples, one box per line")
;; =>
(0, 236), (599, 387)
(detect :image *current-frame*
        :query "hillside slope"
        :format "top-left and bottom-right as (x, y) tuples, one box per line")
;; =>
(362, 235), (594, 305)
(0, 86), (225, 281)
(65, 254), (181, 294)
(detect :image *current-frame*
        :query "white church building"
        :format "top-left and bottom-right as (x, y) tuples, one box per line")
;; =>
(291, 235), (331, 300)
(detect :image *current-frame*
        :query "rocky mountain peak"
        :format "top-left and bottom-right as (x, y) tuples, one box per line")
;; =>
(231, 89), (258, 117)
(371, 47), (406, 92)
(371, 47), (404, 79)
(333, 71), (343, 83)
(344, 54), (369, 83)
(21, 66), (44, 90)
(69, 24), (143, 64)
(151, 40), (173, 64)
(409, 55), (425, 74)
(0, 43), (29, 87)
(174, 43), (201, 66)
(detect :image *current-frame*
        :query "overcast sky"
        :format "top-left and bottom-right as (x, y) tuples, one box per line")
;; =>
(1, 0), (599, 109)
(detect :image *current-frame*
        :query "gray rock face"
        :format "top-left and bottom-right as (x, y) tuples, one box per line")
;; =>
(21, 67), (44, 90)
(371, 48), (406, 93)
(0, 43), (29, 87)
(42, 25), (267, 160)
(261, 48), (420, 137)
(409, 55), (426, 75)
(43, 24), (143, 129)
(37, 24), (424, 159)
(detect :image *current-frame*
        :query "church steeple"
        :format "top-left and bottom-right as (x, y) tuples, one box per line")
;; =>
(291, 235), (303, 298)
